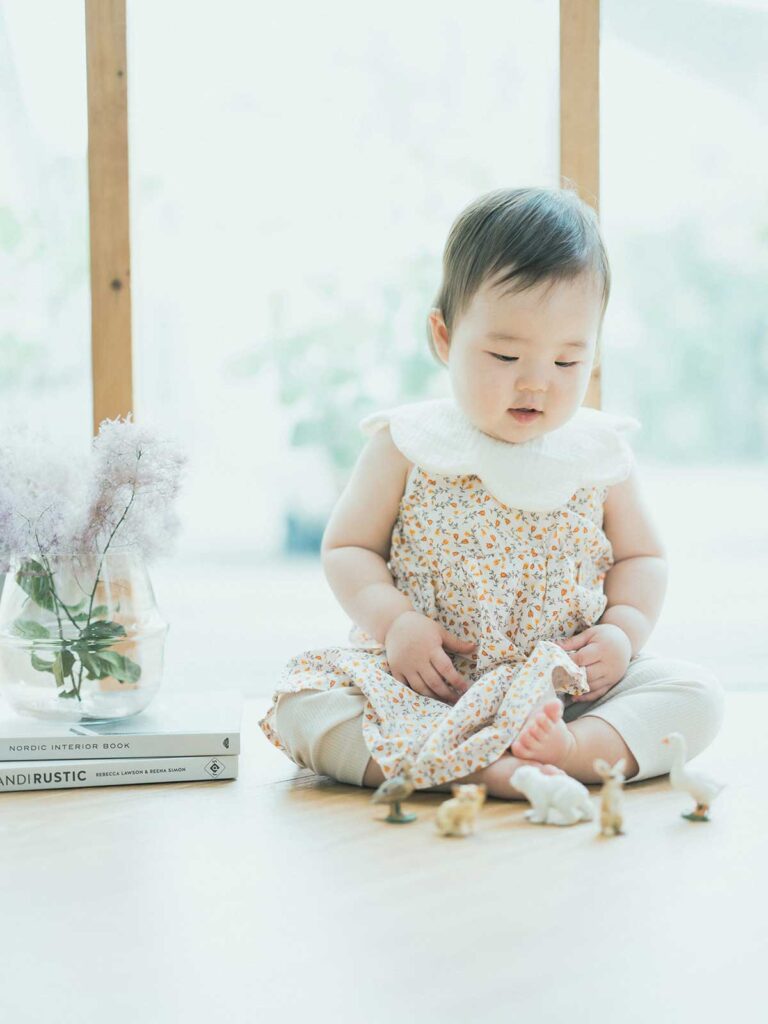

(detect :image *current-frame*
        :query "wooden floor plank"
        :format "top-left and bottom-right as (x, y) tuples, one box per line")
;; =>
(0, 694), (762, 1022)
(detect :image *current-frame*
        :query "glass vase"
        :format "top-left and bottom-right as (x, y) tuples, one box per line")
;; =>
(0, 548), (168, 723)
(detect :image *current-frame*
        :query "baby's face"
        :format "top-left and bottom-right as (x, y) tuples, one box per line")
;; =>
(429, 272), (602, 443)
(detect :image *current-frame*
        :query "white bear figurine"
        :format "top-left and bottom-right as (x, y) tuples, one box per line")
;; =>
(511, 765), (595, 826)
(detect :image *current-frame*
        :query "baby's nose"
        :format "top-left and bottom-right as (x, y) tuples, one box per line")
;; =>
(517, 379), (548, 394)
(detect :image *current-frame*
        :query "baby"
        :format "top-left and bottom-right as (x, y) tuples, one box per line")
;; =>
(259, 185), (725, 800)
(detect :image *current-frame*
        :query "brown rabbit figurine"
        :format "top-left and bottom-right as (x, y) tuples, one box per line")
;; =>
(435, 783), (487, 837)
(593, 757), (626, 836)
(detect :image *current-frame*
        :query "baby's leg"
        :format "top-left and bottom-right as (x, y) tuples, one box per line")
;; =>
(273, 687), (372, 785)
(562, 651), (725, 782)
(514, 651), (726, 783)
(510, 698), (639, 781)
(275, 686), (564, 799)
(362, 753), (563, 800)
(564, 714), (640, 782)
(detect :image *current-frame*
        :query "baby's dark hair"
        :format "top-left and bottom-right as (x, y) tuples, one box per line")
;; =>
(427, 185), (610, 366)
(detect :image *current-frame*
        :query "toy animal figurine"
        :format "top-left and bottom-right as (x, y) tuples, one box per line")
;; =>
(662, 732), (725, 822)
(371, 760), (417, 823)
(435, 784), (487, 837)
(593, 757), (626, 836)
(510, 765), (594, 826)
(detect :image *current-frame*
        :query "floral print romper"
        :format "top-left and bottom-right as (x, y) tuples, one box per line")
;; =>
(259, 399), (639, 790)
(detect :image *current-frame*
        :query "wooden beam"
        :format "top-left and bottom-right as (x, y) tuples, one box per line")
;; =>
(85, 0), (133, 435)
(560, 0), (601, 409)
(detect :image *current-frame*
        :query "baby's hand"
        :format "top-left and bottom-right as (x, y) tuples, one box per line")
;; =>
(384, 610), (477, 705)
(555, 624), (632, 702)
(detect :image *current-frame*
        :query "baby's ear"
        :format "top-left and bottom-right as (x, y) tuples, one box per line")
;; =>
(428, 308), (451, 365)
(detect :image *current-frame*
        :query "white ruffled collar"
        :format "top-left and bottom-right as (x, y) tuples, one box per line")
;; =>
(359, 397), (641, 512)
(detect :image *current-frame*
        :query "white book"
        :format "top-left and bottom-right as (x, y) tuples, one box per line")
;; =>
(0, 689), (244, 761)
(0, 754), (238, 792)
(0, 753), (237, 790)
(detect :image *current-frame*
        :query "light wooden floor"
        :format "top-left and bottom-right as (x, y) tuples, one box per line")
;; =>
(0, 693), (764, 1023)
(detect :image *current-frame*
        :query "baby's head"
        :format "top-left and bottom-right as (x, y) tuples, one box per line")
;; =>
(427, 186), (610, 442)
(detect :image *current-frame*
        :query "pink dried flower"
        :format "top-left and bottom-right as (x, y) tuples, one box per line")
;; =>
(0, 416), (186, 568)
(0, 424), (89, 571)
(75, 415), (187, 560)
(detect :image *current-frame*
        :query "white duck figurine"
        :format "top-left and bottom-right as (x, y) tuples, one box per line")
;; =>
(661, 732), (726, 822)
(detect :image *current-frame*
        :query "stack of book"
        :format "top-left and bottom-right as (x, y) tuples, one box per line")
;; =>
(0, 689), (243, 792)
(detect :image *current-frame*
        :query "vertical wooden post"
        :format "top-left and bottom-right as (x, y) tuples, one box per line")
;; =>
(560, 0), (601, 410)
(85, 0), (133, 436)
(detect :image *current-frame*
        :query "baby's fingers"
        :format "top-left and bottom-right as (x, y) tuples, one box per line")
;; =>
(403, 671), (447, 704)
(396, 671), (427, 696)
(418, 665), (460, 704)
(390, 666), (447, 702)
(572, 679), (610, 702)
(557, 630), (591, 650)
(431, 649), (471, 695)
(565, 641), (601, 668)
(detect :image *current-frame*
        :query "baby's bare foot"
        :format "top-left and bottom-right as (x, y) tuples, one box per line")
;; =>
(511, 698), (576, 768)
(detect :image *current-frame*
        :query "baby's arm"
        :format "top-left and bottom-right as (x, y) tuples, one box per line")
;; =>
(322, 427), (474, 704)
(321, 425), (414, 644)
(599, 461), (668, 657)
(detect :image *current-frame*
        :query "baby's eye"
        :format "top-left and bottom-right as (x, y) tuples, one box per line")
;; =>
(489, 354), (579, 368)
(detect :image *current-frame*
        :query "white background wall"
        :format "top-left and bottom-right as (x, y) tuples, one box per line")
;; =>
(1, 1), (766, 694)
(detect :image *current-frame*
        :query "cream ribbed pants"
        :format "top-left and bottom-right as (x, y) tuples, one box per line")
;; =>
(272, 650), (726, 787)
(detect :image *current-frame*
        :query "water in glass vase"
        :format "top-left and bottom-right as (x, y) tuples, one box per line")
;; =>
(0, 548), (168, 722)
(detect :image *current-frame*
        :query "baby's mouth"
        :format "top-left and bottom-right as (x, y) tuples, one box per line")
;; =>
(509, 407), (543, 418)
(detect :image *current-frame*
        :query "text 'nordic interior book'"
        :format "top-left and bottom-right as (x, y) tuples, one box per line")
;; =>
(0, 689), (244, 761)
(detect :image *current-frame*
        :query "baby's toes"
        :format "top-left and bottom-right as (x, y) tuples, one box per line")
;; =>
(535, 712), (555, 734)
(525, 722), (545, 743)
(542, 699), (565, 723)
(512, 735), (538, 757)
(520, 721), (540, 743)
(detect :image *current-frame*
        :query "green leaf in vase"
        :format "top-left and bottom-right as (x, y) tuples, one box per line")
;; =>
(11, 620), (51, 640)
(72, 604), (110, 624)
(31, 651), (55, 673)
(82, 620), (127, 641)
(90, 649), (141, 684)
(15, 560), (57, 613)
(52, 649), (76, 687)
(72, 620), (128, 650)
(78, 651), (114, 680)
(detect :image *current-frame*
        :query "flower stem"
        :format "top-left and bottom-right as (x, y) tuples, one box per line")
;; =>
(34, 539), (82, 701)
(21, 448), (144, 706)
(86, 469), (139, 623)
